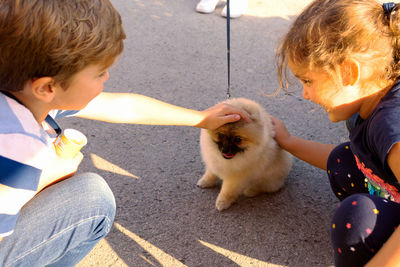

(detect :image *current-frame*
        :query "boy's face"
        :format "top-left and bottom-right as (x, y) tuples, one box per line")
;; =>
(54, 65), (109, 110)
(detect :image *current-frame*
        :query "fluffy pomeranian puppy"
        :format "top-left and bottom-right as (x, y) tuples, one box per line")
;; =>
(197, 98), (292, 211)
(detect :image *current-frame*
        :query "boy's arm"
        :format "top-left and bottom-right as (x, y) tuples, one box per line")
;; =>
(271, 116), (335, 170)
(76, 92), (250, 130)
(365, 142), (400, 267)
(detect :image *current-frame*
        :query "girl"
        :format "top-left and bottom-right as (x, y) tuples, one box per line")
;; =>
(273, 0), (400, 266)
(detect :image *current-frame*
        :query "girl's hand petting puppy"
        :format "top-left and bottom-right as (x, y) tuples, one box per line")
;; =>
(270, 115), (292, 150)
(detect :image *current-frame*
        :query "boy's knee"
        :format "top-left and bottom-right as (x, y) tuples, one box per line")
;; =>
(74, 172), (116, 221)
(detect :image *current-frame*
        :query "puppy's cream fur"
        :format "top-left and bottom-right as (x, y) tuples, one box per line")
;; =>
(198, 98), (292, 211)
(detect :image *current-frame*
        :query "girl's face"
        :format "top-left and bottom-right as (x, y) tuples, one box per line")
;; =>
(288, 62), (363, 122)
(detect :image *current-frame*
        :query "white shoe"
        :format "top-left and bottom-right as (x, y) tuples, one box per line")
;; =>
(221, 0), (248, 18)
(196, 0), (220, 13)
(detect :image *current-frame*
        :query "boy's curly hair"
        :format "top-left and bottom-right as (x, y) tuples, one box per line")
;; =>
(0, 0), (126, 92)
(277, 0), (400, 91)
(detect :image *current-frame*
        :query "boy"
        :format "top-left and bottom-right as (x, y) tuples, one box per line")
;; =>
(0, 0), (249, 265)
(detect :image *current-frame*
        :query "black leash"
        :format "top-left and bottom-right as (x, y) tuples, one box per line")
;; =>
(226, 0), (231, 98)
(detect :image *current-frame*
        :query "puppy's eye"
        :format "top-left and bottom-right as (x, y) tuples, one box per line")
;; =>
(218, 133), (224, 140)
(233, 136), (242, 144)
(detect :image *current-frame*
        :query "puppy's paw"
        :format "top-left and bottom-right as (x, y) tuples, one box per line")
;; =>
(197, 174), (218, 188)
(215, 196), (233, 211)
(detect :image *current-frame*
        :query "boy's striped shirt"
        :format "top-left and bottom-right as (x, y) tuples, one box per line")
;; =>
(0, 93), (76, 237)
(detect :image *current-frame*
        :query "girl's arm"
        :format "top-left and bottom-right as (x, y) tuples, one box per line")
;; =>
(76, 92), (250, 130)
(271, 116), (335, 170)
(365, 142), (400, 267)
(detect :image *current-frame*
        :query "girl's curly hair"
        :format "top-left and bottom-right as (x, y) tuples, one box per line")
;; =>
(277, 0), (400, 91)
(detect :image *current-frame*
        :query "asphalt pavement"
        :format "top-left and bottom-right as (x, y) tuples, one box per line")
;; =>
(71, 0), (349, 266)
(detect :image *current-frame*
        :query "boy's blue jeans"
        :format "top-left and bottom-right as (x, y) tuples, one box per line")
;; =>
(0, 172), (116, 266)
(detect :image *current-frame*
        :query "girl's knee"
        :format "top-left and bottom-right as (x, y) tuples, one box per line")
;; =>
(327, 142), (352, 171)
(331, 194), (377, 246)
(330, 194), (387, 266)
(327, 143), (366, 199)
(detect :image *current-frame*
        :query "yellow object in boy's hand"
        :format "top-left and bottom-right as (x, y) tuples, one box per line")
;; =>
(54, 129), (87, 159)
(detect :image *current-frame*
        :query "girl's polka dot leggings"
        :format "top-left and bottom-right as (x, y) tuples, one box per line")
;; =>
(327, 142), (400, 267)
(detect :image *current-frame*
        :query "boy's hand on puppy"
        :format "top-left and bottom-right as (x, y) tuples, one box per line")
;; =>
(197, 103), (251, 130)
(270, 115), (292, 150)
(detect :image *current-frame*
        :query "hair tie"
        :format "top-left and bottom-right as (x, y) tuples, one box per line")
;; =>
(383, 2), (396, 19)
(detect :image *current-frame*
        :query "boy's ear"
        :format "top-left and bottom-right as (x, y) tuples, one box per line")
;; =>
(31, 77), (56, 103)
(340, 58), (360, 86)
